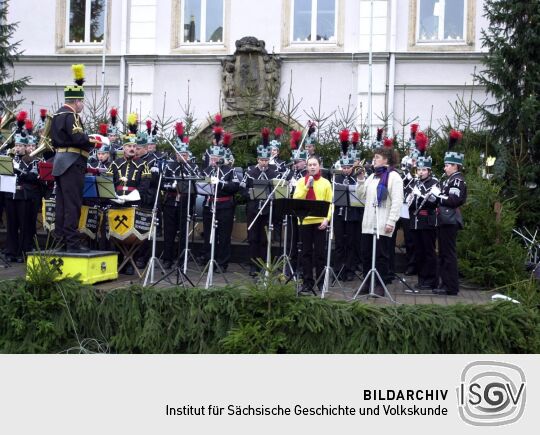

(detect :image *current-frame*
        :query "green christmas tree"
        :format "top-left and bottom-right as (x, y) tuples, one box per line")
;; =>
(0, 0), (30, 101)
(475, 0), (540, 227)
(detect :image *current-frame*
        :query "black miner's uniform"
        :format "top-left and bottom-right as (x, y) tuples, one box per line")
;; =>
(333, 172), (363, 281)
(4, 155), (43, 260)
(437, 171), (467, 294)
(161, 159), (200, 266)
(392, 168), (416, 275)
(243, 164), (279, 273)
(51, 105), (91, 250)
(408, 174), (439, 289)
(201, 164), (239, 271)
(106, 157), (152, 206)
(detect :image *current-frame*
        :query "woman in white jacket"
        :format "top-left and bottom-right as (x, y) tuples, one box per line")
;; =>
(356, 146), (403, 294)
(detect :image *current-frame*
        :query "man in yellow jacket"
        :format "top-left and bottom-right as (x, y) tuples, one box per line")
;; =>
(293, 156), (333, 294)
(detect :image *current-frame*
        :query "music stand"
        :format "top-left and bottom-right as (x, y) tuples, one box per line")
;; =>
(331, 184), (364, 282)
(152, 175), (201, 287)
(275, 198), (330, 296)
(0, 156), (14, 175)
(196, 170), (230, 288)
(96, 176), (117, 199)
(248, 179), (275, 280)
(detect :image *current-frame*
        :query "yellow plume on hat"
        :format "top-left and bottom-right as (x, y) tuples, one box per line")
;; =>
(127, 112), (138, 134)
(71, 64), (85, 85)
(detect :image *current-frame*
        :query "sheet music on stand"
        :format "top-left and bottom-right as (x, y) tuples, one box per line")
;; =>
(249, 179), (272, 201)
(0, 156), (14, 175)
(196, 178), (214, 196)
(96, 176), (117, 199)
(349, 185), (365, 207)
(333, 183), (350, 207)
(271, 178), (289, 199)
(0, 175), (16, 193)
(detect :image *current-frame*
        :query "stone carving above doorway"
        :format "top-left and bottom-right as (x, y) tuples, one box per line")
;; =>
(221, 36), (281, 112)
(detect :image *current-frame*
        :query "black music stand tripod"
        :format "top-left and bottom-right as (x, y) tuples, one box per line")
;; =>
(150, 174), (196, 288)
(275, 198), (330, 297)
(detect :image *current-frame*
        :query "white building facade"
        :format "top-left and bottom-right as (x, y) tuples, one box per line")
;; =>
(8, 0), (491, 137)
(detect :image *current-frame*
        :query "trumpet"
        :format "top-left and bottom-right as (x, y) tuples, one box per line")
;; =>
(351, 158), (366, 176)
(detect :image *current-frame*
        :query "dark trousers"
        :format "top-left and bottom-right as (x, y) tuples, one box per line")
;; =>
(391, 217), (415, 273)
(333, 218), (362, 274)
(162, 202), (189, 262)
(55, 163), (85, 247)
(5, 197), (35, 257)
(361, 233), (392, 284)
(411, 228), (438, 288)
(300, 223), (327, 286)
(203, 205), (235, 268)
(247, 207), (268, 265)
(438, 225), (459, 294)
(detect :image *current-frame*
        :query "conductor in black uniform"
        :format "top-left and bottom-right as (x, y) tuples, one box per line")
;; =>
(51, 64), (92, 253)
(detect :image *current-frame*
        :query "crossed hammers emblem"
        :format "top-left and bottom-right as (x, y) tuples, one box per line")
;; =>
(49, 258), (64, 274)
(114, 214), (129, 230)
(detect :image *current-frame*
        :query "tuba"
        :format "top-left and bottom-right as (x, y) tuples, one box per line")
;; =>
(29, 114), (54, 157)
(0, 105), (17, 152)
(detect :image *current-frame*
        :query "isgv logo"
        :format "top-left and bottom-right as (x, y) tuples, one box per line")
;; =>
(457, 361), (526, 426)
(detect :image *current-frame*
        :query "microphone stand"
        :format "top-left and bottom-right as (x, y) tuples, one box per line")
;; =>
(197, 164), (228, 289)
(274, 168), (295, 279)
(314, 171), (344, 298)
(352, 197), (396, 302)
(142, 168), (167, 286)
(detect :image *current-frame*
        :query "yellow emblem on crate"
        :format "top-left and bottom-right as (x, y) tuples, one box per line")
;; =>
(106, 207), (152, 243)
(26, 251), (118, 285)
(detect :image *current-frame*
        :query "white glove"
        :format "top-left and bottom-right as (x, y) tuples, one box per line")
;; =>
(119, 176), (128, 183)
(210, 176), (219, 185)
(405, 172), (413, 180)
(289, 178), (297, 188)
(412, 186), (422, 197)
(240, 181), (246, 189)
(150, 166), (159, 173)
(430, 185), (441, 197)
(13, 160), (19, 171)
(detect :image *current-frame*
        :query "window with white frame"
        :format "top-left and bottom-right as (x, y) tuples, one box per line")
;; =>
(66, 0), (105, 45)
(182, 0), (224, 44)
(292, 0), (337, 43)
(417, 0), (466, 43)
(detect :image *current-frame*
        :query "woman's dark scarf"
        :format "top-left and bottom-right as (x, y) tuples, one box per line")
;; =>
(374, 165), (394, 206)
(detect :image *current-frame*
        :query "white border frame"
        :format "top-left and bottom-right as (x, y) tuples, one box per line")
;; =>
(179, 0), (225, 46)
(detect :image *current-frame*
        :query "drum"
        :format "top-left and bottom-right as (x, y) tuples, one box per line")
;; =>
(41, 199), (101, 239)
(106, 207), (154, 244)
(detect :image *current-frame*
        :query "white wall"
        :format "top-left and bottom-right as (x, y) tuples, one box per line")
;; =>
(7, 0), (492, 137)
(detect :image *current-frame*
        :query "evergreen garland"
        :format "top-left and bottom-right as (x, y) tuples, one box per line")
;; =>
(1, 279), (538, 354)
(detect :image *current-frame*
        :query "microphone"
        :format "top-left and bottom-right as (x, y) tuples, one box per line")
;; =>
(307, 176), (314, 188)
